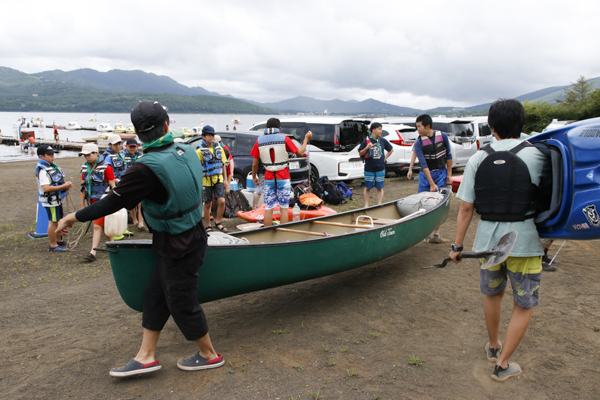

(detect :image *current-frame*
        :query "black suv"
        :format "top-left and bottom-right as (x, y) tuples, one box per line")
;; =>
(185, 131), (310, 188)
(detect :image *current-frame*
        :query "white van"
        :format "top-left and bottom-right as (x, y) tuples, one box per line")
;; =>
(249, 117), (370, 181)
(461, 116), (493, 148)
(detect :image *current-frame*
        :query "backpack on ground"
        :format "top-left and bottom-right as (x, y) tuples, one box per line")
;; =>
(223, 190), (252, 218)
(335, 181), (353, 200)
(317, 176), (345, 205)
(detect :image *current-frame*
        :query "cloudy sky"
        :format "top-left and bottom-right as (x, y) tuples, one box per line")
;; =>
(3, 0), (599, 109)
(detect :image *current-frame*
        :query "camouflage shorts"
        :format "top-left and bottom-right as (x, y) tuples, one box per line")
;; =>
(480, 256), (542, 308)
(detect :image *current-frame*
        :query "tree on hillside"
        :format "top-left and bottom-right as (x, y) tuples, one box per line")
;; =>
(558, 75), (593, 106)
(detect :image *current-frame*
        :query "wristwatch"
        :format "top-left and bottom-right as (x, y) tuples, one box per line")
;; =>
(451, 243), (464, 252)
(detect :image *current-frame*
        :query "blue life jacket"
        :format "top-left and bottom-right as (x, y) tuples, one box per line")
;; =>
(81, 156), (110, 200)
(197, 140), (224, 177)
(35, 159), (67, 205)
(103, 149), (127, 180)
(123, 149), (140, 167)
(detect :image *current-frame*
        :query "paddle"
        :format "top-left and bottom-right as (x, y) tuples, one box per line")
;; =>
(423, 231), (518, 270)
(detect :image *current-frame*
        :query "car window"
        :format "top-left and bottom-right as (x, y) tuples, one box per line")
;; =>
(305, 123), (334, 151)
(478, 122), (492, 137)
(339, 121), (368, 150)
(250, 123), (266, 131)
(221, 136), (235, 152)
(432, 122), (474, 137)
(382, 130), (390, 137)
(235, 136), (257, 154)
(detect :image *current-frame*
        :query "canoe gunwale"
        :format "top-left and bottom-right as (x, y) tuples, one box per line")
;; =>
(106, 191), (452, 250)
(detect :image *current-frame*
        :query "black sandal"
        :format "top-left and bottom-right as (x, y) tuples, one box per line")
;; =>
(214, 222), (228, 232)
(206, 226), (213, 233)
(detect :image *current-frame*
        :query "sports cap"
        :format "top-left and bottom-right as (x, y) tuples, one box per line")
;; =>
(107, 134), (123, 145)
(130, 101), (169, 133)
(214, 134), (222, 142)
(79, 143), (99, 156)
(201, 125), (215, 136)
(37, 144), (55, 156)
(126, 138), (139, 146)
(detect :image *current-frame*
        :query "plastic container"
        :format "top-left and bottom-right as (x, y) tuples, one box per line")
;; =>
(230, 181), (238, 191)
(292, 203), (300, 221)
(246, 176), (255, 193)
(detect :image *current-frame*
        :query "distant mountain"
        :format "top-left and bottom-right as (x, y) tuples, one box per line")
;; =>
(255, 96), (421, 115)
(31, 68), (220, 96)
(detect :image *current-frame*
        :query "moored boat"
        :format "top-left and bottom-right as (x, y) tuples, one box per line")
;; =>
(106, 192), (450, 311)
(97, 122), (113, 132)
(66, 121), (81, 130)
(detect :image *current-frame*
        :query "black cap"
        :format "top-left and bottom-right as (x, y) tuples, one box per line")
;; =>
(131, 101), (169, 133)
(126, 138), (139, 146)
(37, 144), (55, 156)
(201, 125), (215, 136)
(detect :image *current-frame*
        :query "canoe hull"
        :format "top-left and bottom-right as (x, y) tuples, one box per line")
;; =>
(107, 193), (451, 311)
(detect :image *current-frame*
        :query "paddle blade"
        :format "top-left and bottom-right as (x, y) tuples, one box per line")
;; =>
(480, 231), (518, 270)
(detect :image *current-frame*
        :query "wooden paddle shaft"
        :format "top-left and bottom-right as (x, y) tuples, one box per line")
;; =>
(276, 228), (331, 237)
(313, 220), (371, 229)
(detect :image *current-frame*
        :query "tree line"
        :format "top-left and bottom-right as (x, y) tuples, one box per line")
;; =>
(523, 76), (600, 133)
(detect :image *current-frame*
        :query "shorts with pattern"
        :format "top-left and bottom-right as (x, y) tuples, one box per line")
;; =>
(480, 256), (542, 308)
(364, 169), (385, 189)
(44, 204), (64, 223)
(263, 179), (291, 210)
(255, 177), (265, 195)
(203, 182), (225, 203)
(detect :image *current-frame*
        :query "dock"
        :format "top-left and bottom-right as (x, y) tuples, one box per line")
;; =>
(0, 136), (107, 152)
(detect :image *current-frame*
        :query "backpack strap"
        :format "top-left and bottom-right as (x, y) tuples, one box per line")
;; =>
(509, 141), (533, 155)
(481, 143), (494, 154)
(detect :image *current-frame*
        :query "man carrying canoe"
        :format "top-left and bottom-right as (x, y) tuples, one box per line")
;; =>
(449, 99), (547, 382)
(57, 101), (224, 378)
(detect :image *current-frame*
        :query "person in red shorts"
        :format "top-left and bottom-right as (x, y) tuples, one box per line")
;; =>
(79, 143), (116, 262)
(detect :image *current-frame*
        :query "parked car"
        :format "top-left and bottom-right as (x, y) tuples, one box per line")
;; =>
(250, 117), (370, 181)
(461, 116), (493, 148)
(379, 123), (419, 175)
(184, 131), (309, 188)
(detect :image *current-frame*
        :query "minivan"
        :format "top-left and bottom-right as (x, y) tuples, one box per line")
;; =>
(250, 117), (370, 181)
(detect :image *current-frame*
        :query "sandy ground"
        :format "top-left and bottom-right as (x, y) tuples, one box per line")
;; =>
(0, 156), (599, 400)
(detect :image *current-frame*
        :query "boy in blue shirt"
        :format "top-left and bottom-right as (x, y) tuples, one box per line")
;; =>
(358, 123), (393, 207)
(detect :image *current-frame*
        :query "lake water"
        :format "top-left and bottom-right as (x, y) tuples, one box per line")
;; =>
(0, 112), (271, 163)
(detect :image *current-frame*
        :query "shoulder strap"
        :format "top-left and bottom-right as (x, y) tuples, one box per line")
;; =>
(481, 144), (494, 154)
(509, 141), (533, 155)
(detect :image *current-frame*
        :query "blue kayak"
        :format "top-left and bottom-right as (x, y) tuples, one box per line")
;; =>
(528, 117), (600, 239)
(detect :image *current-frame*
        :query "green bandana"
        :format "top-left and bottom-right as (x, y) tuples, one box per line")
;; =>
(85, 160), (99, 196)
(142, 132), (174, 151)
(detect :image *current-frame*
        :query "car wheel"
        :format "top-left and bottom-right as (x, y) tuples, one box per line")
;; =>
(309, 165), (319, 180)
(234, 173), (245, 189)
(343, 179), (353, 184)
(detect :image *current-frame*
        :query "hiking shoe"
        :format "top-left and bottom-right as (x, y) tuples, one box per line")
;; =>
(137, 225), (149, 232)
(429, 234), (443, 244)
(83, 253), (96, 262)
(491, 363), (522, 382)
(542, 254), (560, 265)
(542, 261), (557, 272)
(177, 352), (224, 371)
(109, 359), (161, 378)
(49, 245), (68, 252)
(485, 341), (503, 362)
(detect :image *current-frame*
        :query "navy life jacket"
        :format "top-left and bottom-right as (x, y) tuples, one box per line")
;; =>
(474, 141), (540, 222)
(35, 159), (67, 206)
(103, 149), (127, 180)
(419, 131), (448, 171)
(81, 157), (110, 200)
(197, 140), (224, 178)
(123, 149), (140, 167)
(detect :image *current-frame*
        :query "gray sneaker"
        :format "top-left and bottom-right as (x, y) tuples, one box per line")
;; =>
(491, 363), (522, 382)
(177, 352), (224, 371)
(542, 261), (557, 272)
(109, 359), (161, 377)
(485, 341), (502, 362)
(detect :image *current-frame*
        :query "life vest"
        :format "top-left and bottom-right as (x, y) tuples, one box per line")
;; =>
(137, 143), (204, 235)
(123, 149), (140, 167)
(419, 131), (447, 171)
(197, 140), (224, 177)
(103, 149), (127, 180)
(474, 141), (540, 222)
(35, 159), (67, 206)
(258, 128), (288, 172)
(81, 157), (110, 201)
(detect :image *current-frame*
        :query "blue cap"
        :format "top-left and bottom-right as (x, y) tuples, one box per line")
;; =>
(201, 125), (215, 135)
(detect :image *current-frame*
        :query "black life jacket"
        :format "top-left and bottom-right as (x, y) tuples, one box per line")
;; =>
(474, 141), (540, 222)
(419, 131), (447, 170)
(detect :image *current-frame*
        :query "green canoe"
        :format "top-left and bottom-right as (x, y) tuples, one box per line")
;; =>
(106, 192), (451, 311)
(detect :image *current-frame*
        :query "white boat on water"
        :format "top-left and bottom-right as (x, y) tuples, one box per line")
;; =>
(126, 124), (135, 134)
(113, 123), (126, 134)
(66, 121), (81, 130)
(97, 122), (113, 132)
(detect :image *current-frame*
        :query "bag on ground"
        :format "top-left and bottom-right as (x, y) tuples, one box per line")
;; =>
(318, 176), (345, 205)
(223, 190), (252, 218)
(335, 181), (353, 200)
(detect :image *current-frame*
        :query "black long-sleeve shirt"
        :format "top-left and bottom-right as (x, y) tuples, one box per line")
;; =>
(76, 146), (206, 258)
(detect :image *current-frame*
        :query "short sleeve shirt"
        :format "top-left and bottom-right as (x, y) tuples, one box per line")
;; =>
(358, 137), (393, 173)
(457, 139), (547, 256)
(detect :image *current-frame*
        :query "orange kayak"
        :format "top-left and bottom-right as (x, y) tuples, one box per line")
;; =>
(237, 204), (337, 223)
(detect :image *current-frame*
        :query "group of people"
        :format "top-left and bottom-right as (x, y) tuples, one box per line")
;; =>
(47, 99), (554, 382)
